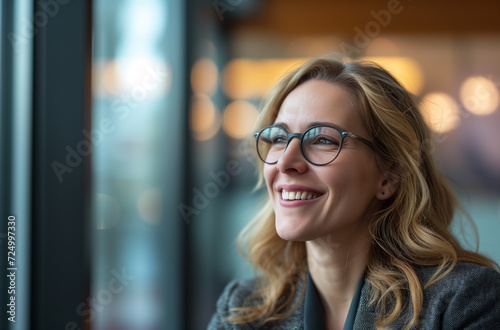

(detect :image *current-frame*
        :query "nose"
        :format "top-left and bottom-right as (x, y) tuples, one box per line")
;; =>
(276, 137), (307, 174)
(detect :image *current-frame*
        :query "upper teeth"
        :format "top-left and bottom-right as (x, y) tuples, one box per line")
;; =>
(281, 189), (319, 201)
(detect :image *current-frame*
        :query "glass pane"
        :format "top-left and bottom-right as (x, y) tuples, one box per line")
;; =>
(91, 0), (184, 328)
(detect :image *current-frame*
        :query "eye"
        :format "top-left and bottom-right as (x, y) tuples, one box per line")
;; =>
(271, 135), (287, 144)
(315, 137), (331, 144)
(312, 135), (339, 145)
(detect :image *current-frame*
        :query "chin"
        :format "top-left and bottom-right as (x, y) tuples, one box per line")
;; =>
(275, 217), (315, 242)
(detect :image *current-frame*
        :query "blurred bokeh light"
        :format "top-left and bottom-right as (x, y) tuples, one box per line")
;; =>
(191, 58), (219, 96)
(190, 93), (221, 141)
(420, 92), (460, 133)
(223, 58), (308, 99)
(364, 56), (424, 95)
(460, 76), (499, 116)
(222, 100), (259, 139)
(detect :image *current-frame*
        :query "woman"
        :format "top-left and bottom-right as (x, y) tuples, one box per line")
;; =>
(208, 57), (500, 329)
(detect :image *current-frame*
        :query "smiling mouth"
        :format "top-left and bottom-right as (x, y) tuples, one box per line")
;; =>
(281, 189), (323, 201)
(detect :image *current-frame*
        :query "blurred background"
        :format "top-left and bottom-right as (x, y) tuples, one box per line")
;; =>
(1, 0), (500, 329)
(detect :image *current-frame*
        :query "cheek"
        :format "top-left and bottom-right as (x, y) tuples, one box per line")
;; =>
(322, 161), (376, 194)
(342, 164), (379, 198)
(318, 164), (350, 187)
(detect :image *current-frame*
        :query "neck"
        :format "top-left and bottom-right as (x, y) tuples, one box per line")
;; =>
(306, 234), (370, 329)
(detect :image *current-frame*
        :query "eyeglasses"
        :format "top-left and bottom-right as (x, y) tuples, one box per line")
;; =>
(254, 125), (375, 166)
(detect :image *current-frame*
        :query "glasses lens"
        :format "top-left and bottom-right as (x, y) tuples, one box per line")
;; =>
(302, 126), (342, 164)
(257, 126), (288, 163)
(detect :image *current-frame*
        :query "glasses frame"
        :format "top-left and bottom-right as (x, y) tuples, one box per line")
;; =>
(254, 124), (375, 166)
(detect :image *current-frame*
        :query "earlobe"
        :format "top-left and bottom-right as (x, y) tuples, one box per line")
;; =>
(376, 174), (399, 201)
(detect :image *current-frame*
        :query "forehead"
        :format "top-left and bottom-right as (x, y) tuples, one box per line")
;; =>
(275, 79), (365, 133)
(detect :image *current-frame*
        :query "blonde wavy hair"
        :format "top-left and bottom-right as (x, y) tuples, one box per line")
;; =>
(229, 57), (498, 329)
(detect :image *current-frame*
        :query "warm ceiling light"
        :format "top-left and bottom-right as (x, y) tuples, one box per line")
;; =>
(190, 93), (220, 141)
(363, 56), (424, 95)
(460, 76), (499, 116)
(420, 92), (460, 133)
(223, 100), (259, 139)
(191, 58), (218, 96)
(223, 58), (307, 99)
(223, 56), (423, 100)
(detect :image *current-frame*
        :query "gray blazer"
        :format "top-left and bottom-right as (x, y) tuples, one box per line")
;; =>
(208, 262), (500, 329)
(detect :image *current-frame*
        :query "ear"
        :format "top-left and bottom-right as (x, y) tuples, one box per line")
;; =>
(375, 170), (399, 201)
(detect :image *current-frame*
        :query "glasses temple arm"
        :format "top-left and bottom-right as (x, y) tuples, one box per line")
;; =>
(348, 133), (375, 150)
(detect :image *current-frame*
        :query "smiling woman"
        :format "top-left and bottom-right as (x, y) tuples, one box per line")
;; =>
(207, 57), (500, 330)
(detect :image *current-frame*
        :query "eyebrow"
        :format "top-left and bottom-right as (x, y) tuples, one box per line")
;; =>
(273, 121), (350, 132)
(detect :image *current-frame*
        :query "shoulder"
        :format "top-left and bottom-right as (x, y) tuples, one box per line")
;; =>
(417, 262), (500, 329)
(418, 261), (500, 295)
(207, 278), (306, 330)
(216, 278), (260, 311)
(207, 278), (261, 330)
